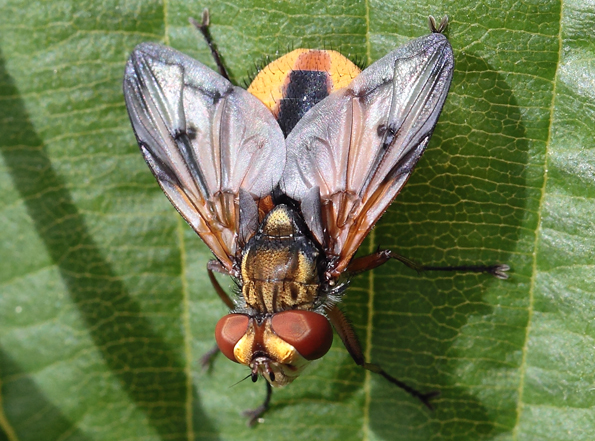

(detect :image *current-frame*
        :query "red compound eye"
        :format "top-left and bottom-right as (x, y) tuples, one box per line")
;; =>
(271, 310), (333, 360)
(215, 314), (250, 362)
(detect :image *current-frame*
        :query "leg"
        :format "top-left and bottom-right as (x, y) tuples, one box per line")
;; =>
(347, 248), (509, 279)
(199, 344), (220, 371)
(207, 260), (235, 310)
(201, 260), (236, 368)
(189, 9), (230, 80)
(428, 15), (449, 34)
(242, 380), (273, 426)
(326, 305), (439, 409)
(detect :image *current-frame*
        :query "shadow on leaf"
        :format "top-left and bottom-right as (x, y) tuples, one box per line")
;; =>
(0, 49), (219, 441)
(336, 52), (529, 440)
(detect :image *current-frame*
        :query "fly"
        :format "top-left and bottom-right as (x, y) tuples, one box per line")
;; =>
(123, 10), (508, 425)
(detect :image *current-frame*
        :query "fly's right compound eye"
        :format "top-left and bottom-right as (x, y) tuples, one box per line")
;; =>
(215, 314), (250, 362)
(271, 310), (333, 360)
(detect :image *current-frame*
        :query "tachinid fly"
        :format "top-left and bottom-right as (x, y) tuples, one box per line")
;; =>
(123, 11), (508, 425)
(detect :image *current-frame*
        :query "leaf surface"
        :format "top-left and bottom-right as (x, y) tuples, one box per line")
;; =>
(0, 1), (593, 440)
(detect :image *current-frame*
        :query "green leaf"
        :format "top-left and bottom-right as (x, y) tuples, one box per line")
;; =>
(1, 0), (593, 440)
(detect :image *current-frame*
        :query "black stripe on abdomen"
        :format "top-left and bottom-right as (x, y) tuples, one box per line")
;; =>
(277, 70), (330, 137)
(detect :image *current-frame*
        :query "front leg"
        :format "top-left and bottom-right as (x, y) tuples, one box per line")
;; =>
(200, 260), (236, 369)
(242, 381), (273, 426)
(207, 260), (236, 309)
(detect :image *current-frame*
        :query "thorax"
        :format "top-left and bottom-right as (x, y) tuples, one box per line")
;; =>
(240, 205), (322, 313)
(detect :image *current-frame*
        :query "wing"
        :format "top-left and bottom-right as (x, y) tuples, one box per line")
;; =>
(280, 33), (454, 276)
(124, 43), (285, 274)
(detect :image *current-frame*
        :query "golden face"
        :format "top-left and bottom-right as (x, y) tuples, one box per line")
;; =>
(234, 319), (309, 386)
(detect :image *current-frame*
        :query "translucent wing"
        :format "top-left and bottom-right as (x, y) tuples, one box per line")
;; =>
(281, 33), (454, 276)
(124, 43), (285, 273)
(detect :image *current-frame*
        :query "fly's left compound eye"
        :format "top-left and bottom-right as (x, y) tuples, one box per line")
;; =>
(270, 310), (333, 360)
(215, 314), (250, 363)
